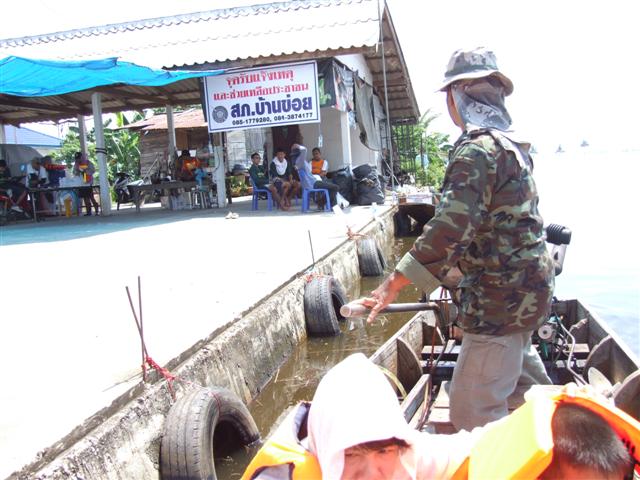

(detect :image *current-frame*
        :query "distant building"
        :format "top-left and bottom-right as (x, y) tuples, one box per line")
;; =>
(125, 109), (210, 178)
(0, 0), (418, 179)
(1, 124), (62, 155)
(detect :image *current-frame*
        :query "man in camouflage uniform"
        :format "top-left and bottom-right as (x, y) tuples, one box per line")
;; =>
(362, 48), (555, 431)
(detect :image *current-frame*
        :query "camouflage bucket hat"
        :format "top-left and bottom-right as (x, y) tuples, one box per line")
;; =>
(438, 47), (514, 95)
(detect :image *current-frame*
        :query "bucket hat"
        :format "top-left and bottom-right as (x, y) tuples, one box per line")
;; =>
(438, 47), (513, 95)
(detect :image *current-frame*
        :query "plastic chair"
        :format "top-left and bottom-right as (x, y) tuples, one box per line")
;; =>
(249, 176), (273, 211)
(298, 169), (330, 213)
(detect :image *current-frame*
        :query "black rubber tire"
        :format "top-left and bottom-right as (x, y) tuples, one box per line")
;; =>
(304, 276), (348, 337)
(357, 237), (386, 276)
(160, 387), (260, 480)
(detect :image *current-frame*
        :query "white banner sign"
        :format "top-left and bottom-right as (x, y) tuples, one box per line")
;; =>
(203, 61), (321, 133)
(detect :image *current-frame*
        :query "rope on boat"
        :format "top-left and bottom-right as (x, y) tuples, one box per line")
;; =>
(378, 365), (408, 400)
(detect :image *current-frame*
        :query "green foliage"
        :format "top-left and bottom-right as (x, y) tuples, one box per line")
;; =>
(52, 112), (143, 182)
(229, 175), (250, 197)
(103, 111), (143, 179)
(52, 127), (96, 168)
(393, 110), (451, 189)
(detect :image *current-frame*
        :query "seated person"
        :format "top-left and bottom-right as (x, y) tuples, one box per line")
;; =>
(193, 160), (209, 187)
(311, 147), (329, 178)
(291, 143), (339, 209)
(248, 152), (288, 210)
(539, 403), (634, 479)
(178, 150), (200, 181)
(243, 354), (640, 480)
(458, 384), (639, 480)
(269, 147), (299, 208)
(242, 353), (484, 480)
(26, 157), (54, 215)
(0, 159), (29, 212)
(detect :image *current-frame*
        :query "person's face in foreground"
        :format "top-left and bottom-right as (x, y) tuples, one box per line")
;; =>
(276, 151), (286, 161)
(341, 444), (410, 480)
(251, 155), (261, 165)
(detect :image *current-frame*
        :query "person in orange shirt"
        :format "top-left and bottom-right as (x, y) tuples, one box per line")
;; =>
(311, 147), (329, 177)
(178, 150), (200, 181)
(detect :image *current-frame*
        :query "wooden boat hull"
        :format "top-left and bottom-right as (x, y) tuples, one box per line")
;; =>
(368, 298), (640, 433)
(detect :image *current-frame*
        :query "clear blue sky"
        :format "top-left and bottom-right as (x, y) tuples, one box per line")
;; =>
(4, 0), (638, 151)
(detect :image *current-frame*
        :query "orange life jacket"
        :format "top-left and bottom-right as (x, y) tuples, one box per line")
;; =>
(311, 158), (325, 175)
(242, 403), (322, 480)
(451, 390), (640, 480)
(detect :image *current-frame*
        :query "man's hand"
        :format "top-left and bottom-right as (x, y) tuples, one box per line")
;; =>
(357, 271), (411, 324)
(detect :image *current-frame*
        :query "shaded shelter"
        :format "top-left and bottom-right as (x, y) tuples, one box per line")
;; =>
(0, 0), (421, 210)
(0, 57), (224, 213)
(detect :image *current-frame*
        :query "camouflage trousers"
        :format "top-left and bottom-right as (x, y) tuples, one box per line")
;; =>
(449, 330), (551, 432)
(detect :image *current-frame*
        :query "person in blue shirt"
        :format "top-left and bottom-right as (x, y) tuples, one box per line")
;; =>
(292, 144), (338, 208)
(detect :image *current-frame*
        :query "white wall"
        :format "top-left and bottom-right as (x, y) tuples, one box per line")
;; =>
(350, 122), (379, 169)
(299, 107), (351, 172)
(336, 53), (374, 85)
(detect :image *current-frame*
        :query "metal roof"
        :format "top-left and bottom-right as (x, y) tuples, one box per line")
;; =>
(0, 0), (419, 125)
(2, 124), (62, 147)
(125, 109), (207, 131)
(0, 1), (379, 68)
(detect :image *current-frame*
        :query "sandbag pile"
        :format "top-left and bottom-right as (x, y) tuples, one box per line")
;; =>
(352, 164), (384, 205)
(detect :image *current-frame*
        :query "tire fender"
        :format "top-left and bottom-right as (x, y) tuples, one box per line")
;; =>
(304, 275), (348, 337)
(357, 237), (386, 277)
(160, 386), (260, 480)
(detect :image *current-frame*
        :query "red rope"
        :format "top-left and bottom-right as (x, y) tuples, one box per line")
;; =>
(146, 356), (177, 400)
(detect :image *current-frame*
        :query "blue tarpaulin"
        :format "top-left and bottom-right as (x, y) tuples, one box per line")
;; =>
(0, 56), (224, 97)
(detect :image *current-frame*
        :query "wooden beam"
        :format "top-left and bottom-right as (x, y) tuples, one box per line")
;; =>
(93, 85), (172, 104)
(0, 96), (86, 115)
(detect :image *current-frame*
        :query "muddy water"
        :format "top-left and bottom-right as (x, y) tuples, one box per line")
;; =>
(217, 237), (420, 478)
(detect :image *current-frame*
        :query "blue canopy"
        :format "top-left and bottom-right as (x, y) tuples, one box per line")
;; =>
(0, 56), (224, 97)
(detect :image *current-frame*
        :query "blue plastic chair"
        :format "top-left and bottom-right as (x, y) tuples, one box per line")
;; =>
(298, 169), (331, 213)
(249, 176), (273, 211)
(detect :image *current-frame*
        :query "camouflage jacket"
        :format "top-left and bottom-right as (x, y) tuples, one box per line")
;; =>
(395, 129), (555, 335)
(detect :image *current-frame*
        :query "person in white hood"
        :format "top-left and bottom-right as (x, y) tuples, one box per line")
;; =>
(307, 353), (483, 480)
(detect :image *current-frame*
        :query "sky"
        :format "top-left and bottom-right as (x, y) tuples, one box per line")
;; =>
(2, 0), (639, 152)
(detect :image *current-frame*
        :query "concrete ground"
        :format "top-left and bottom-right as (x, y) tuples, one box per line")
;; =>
(0, 197), (390, 478)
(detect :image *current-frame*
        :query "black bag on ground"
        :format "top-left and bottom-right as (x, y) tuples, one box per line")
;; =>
(353, 164), (384, 205)
(328, 167), (354, 203)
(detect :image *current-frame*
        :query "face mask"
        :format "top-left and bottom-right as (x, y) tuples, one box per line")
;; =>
(451, 77), (512, 131)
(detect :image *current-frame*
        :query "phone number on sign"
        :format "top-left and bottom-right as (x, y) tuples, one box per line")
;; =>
(231, 112), (314, 126)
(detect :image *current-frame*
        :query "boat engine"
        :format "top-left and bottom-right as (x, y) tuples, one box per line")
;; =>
(544, 224), (572, 276)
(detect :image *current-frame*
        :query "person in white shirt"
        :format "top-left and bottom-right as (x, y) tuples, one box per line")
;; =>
(25, 157), (53, 215)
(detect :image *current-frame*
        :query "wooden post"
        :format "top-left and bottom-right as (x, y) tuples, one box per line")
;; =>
(378, 0), (394, 188)
(0, 123), (6, 144)
(77, 115), (88, 158)
(166, 105), (176, 176)
(91, 92), (112, 215)
(215, 133), (227, 207)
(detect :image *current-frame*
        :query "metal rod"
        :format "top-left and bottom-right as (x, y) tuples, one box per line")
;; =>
(126, 286), (149, 366)
(340, 301), (438, 318)
(137, 276), (146, 382)
(308, 230), (316, 267)
(378, 0), (394, 189)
